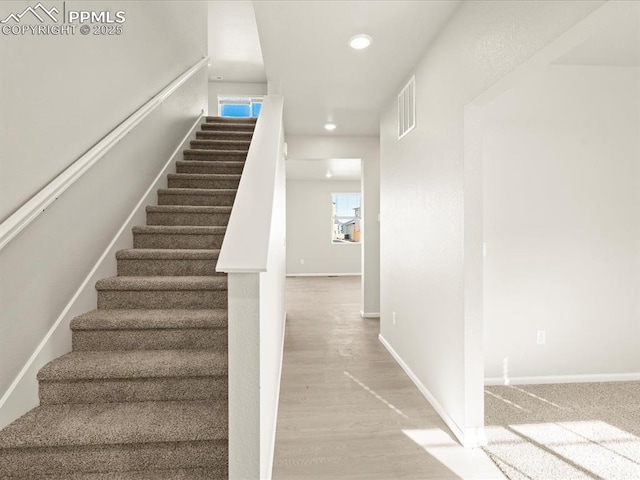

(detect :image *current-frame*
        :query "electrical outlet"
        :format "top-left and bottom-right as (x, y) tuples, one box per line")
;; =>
(392, 312), (397, 325)
(537, 330), (546, 345)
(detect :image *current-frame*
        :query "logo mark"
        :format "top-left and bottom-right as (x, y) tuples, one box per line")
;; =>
(1, 2), (59, 24)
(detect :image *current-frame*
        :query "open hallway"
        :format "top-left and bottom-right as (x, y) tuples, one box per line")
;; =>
(273, 276), (505, 479)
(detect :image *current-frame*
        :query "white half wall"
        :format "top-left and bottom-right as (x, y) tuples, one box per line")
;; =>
(207, 82), (268, 115)
(286, 136), (380, 315)
(379, 0), (605, 447)
(483, 65), (640, 382)
(286, 179), (361, 276)
(0, 2), (207, 426)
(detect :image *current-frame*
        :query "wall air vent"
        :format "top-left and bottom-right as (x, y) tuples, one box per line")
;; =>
(398, 76), (416, 140)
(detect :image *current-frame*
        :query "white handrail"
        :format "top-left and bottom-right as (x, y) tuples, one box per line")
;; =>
(216, 95), (285, 273)
(0, 56), (209, 252)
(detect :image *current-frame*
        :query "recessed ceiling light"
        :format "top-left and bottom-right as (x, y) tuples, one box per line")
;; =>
(325, 171), (333, 178)
(324, 123), (337, 131)
(349, 34), (373, 50)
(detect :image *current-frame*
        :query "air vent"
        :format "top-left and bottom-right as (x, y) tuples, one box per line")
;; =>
(398, 76), (415, 139)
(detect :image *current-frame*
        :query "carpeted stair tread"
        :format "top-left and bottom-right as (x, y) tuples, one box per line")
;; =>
(71, 309), (227, 331)
(196, 130), (252, 139)
(116, 249), (220, 261)
(132, 225), (226, 235)
(38, 350), (226, 381)
(189, 139), (250, 149)
(0, 401), (226, 449)
(95, 276), (226, 291)
(176, 160), (245, 174)
(146, 205), (232, 214)
(167, 173), (242, 181)
(182, 149), (248, 161)
(158, 188), (237, 196)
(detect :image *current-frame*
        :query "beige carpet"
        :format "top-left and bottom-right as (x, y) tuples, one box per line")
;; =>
(484, 381), (640, 480)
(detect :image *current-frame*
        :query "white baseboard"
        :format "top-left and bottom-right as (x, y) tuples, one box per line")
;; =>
(360, 311), (380, 318)
(485, 372), (640, 386)
(0, 115), (203, 429)
(378, 334), (486, 449)
(286, 273), (361, 277)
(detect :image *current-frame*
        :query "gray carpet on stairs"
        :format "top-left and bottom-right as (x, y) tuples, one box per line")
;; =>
(0, 116), (256, 478)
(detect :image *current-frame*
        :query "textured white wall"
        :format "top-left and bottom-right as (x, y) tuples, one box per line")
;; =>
(286, 136), (380, 314)
(207, 82), (268, 115)
(0, 2), (207, 424)
(483, 65), (640, 381)
(286, 180), (362, 275)
(379, 0), (604, 446)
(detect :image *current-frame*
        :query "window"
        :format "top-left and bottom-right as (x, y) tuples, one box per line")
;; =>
(218, 96), (263, 118)
(331, 193), (361, 243)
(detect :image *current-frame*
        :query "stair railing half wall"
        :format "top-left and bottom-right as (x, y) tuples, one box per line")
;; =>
(0, 57), (209, 252)
(216, 95), (287, 480)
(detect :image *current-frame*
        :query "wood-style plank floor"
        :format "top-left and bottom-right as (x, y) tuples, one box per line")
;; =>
(273, 276), (505, 479)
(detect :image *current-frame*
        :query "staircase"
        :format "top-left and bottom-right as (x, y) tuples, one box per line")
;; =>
(0, 116), (257, 478)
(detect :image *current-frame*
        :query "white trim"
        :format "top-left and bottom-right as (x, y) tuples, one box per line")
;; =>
(286, 273), (361, 277)
(0, 114), (204, 426)
(266, 312), (287, 480)
(0, 57), (209, 252)
(485, 372), (640, 386)
(378, 334), (486, 448)
(360, 311), (380, 318)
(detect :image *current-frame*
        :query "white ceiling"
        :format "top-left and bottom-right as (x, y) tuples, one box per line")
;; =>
(252, 1), (461, 136)
(553, 6), (640, 67)
(286, 159), (361, 181)
(207, 1), (266, 83)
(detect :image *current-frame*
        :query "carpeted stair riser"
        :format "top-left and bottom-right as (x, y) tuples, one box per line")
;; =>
(176, 160), (245, 175)
(116, 249), (221, 276)
(196, 130), (252, 141)
(182, 149), (248, 161)
(147, 207), (231, 227)
(189, 139), (250, 151)
(39, 467), (225, 479)
(39, 376), (226, 404)
(0, 441), (226, 478)
(73, 327), (226, 351)
(133, 226), (226, 249)
(201, 122), (255, 132)
(168, 173), (241, 190)
(158, 189), (237, 207)
(205, 116), (256, 124)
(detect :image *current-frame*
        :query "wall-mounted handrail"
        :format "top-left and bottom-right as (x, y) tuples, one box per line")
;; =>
(0, 56), (210, 252)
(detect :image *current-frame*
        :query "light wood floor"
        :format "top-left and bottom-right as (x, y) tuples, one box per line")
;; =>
(272, 276), (505, 480)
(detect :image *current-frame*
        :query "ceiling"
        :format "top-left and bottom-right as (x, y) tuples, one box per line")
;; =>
(286, 158), (361, 181)
(207, 1), (266, 83)
(553, 7), (640, 67)
(252, 1), (461, 136)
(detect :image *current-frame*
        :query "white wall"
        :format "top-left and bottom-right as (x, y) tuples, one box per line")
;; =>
(0, 2), (207, 425)
(287, 180), (361, 276)
(483, 65), (640, 382)
(207, 81), (268, 115)
(286, 136), (380, 315)
(379, 0), (604, 447)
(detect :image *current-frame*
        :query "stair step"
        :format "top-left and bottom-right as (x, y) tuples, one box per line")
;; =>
(96, 276), (227, 310)
(168, 173), (241, 190)
(37, 350), (226, 404)
(196, 130), (252, 140)
(205, 116), (256, 124)
(158, 188), (237, 207)
(146, 205), (232, 227)
(133, 225), (226, 250)
(71, 309), (227, 351)
(189, 139), (250, 151)
(0, 401), (226, 477)
(116, 248), (221, 276)
(182, 149), (248, 161)
(41, 467), (224, 479)
(176, 160), (245, 175)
